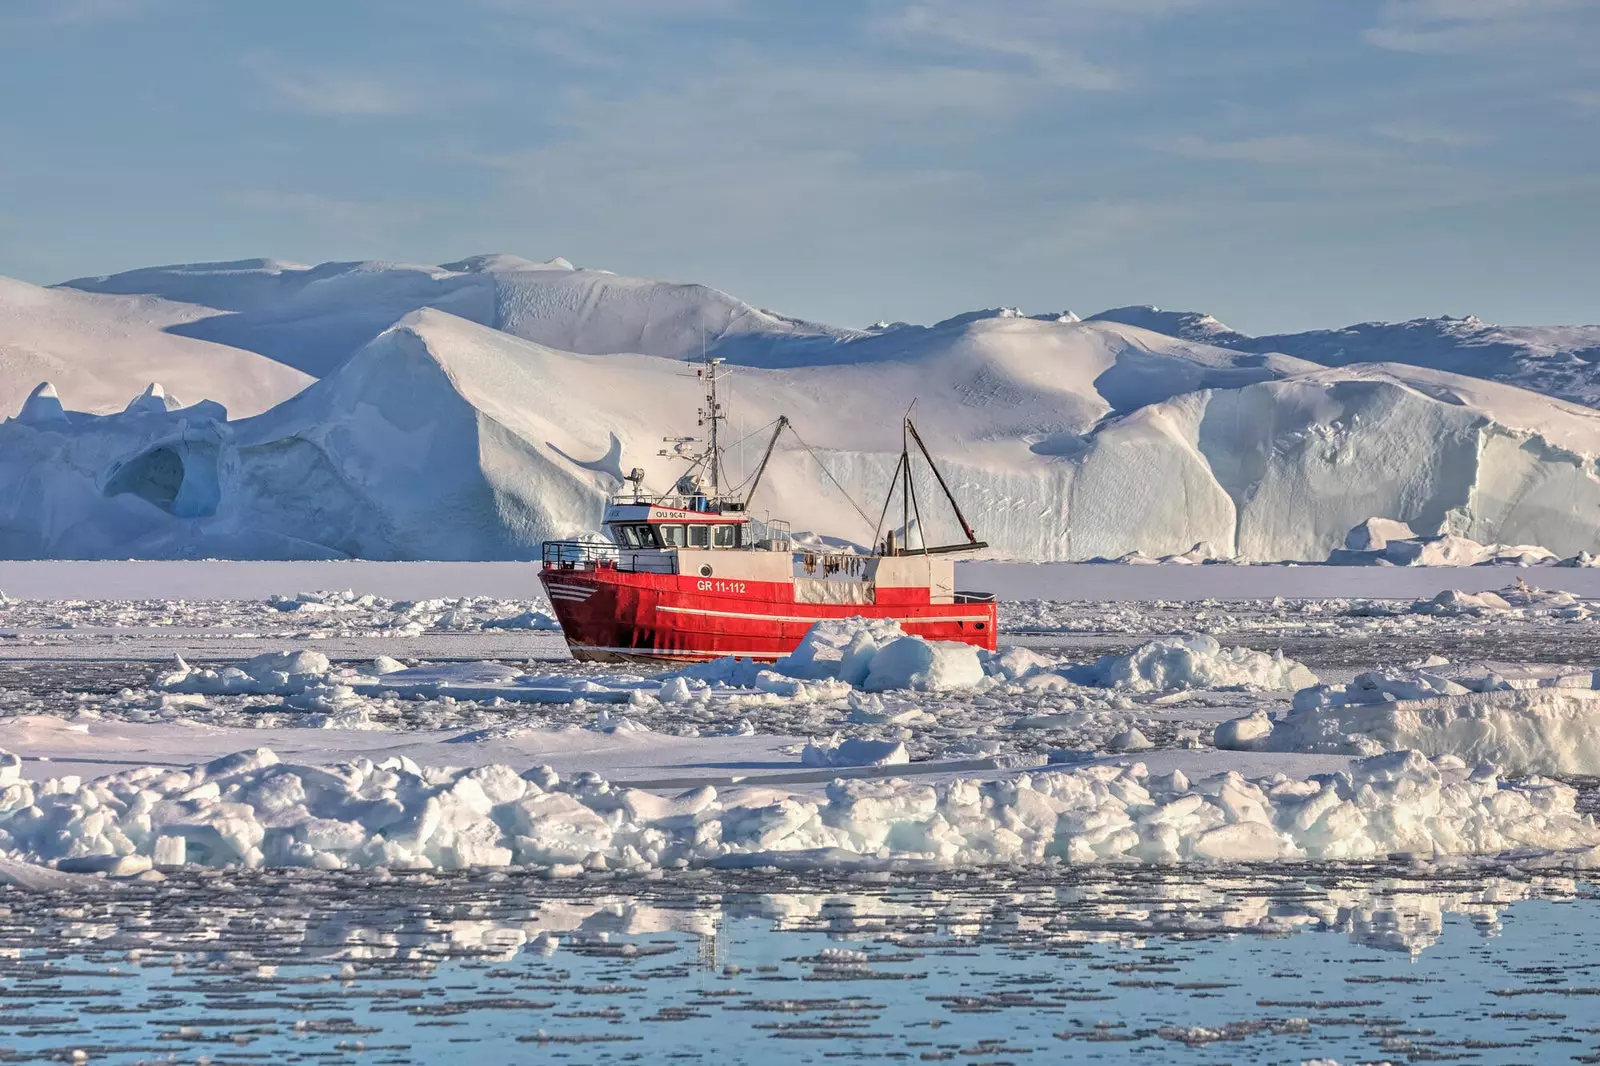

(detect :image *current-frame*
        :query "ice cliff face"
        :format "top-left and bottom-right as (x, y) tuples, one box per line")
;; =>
(7, 305), (1600, 562)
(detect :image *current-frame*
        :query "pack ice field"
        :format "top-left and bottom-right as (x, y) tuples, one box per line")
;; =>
(4, 561), (1600, 1063)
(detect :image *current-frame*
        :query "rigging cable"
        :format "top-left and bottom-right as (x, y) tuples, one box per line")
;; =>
(786, 425), (878, 535)
(720, 417), (785, 497)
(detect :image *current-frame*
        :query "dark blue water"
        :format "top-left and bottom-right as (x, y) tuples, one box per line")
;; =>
(1, 864), (1596, 1064)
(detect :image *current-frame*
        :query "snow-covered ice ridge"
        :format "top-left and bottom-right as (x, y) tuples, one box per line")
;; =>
(1091, 306), (1600, 409)
(1220, 660), (1600, 777)
(2, 744), (1592, 873)
(4, 254), (1600, 561)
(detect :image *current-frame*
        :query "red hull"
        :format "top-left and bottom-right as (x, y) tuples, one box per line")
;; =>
(540, 565), (996, 663)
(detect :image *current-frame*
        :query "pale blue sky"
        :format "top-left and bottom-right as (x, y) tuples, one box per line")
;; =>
(0, 0), (1595, 333)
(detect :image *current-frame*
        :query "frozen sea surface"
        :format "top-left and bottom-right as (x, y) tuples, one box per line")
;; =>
(2, 562), (1600, 1059)
(0, 864), (1597, 1064)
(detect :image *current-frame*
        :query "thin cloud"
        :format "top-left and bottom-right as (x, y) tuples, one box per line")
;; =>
(876, 4), (1124, 92)
(247, 57), (425, 118)
(1372, 121), (1486, 147)
(1146, 133), (1346, 165)
(1365, 0), (1589, 52)
(1563, 89), (1600, 113)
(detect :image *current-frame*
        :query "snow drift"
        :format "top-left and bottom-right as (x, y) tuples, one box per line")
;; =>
(1, 745), (1592, 872)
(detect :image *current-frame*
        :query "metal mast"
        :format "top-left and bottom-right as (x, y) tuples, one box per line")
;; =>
(698, 356), (727, 499)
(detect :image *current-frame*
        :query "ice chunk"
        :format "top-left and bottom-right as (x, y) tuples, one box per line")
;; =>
(800, 736), (911, 768)
(1074, 635), (1317, 692)
(1344, 516), (1415, 551)
(1293, 666), (1471, 711)
(862, 636), (984, 692)
(1263, 685), (1600, 776)
(1214, 710), (1274, 751)
(1109, 727), (1154, 752)
(760, 618), (984, 692)
(775, 617), (905, 685)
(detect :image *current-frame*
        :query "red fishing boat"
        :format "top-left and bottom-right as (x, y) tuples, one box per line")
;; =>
(539, 358), (996, 663)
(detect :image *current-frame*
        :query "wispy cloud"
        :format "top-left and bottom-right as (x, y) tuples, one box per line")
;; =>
(1372, 120), (1486, 147)
(1563, 88), (1600, 113)
(1145, 133), (1348, 165)
(247, 56), (425, 118)
(1365, 0), (1589, 52)
(874, 3), (1123, 92)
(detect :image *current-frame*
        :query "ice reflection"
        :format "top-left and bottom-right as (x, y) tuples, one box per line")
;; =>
(6, 862), (1589, 964)
(2, 864), (1597, 1065)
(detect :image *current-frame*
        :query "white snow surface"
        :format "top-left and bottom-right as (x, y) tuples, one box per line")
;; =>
(1092, 308), (1600, 409)
(58, 254), (861, 377)
(4, 255), (1600, 562)
(0, 742), (1591, 871)
(0, 274), (311, 418)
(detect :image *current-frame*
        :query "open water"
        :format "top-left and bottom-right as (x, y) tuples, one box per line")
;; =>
(2, 863), (1596, 1064)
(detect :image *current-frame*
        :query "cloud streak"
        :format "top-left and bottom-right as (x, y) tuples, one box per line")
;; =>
(1364, 0), (1592, 52)
(248, 57), (426, 118)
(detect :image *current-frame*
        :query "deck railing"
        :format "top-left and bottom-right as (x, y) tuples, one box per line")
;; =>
(541, 540), (678, 574)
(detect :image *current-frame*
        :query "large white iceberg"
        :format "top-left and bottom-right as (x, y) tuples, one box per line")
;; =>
(11, 259), (1600, 561)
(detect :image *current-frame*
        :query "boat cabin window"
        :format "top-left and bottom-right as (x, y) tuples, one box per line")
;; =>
(688, 524), (710, 548)
(713, 523), (737, 548)
(620, 524), (659, 548)
(660, 524), (686, 548)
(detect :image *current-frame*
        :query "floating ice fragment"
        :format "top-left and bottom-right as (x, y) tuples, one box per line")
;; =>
(1073, 635), (1317, 692)
(800, 735), (910, 768)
